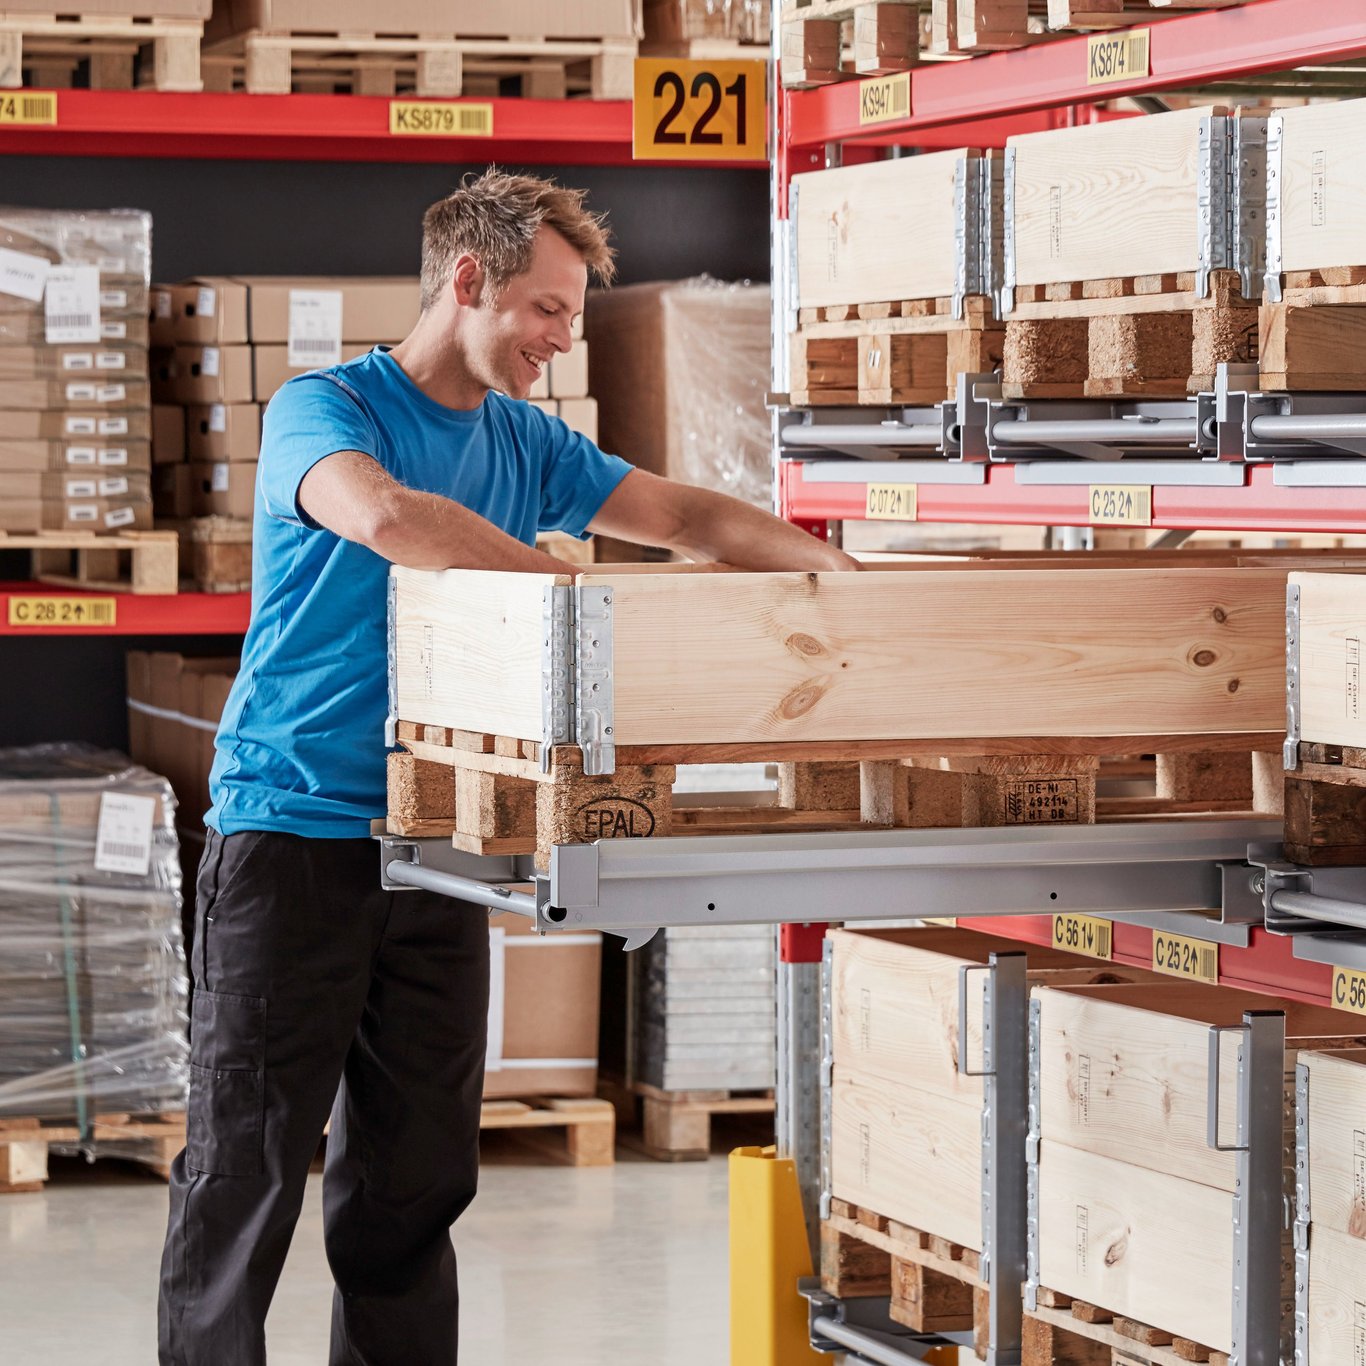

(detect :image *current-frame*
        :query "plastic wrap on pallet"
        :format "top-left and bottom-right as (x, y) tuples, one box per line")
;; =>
(586, 277), (772, 511)
(644, 0), (770, 45)
(0, 745), (187, 1157)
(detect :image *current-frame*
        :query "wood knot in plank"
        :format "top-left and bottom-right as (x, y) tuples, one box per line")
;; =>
(785, 631), (828, 659)
(1103, 1231), (1129, 1267)
(1188, 647), (1218, 668)
(777, 676), (831, 721)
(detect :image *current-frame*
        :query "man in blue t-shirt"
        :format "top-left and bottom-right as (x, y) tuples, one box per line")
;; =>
(158, 170), (859, 1366)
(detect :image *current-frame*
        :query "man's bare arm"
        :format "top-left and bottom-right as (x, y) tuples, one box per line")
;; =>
(298, 450), (579, 574)
(588, 468), (861, 572)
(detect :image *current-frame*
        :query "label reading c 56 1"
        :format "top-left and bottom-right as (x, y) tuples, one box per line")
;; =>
(1332, 965), (1366, 1016)
(865, 483), (918, 521)
(389, 101), (494, 137)
(1052, 913), (1113, 961)
(1089, 484), (1152, 526)
(1153, 929), (1218, 985)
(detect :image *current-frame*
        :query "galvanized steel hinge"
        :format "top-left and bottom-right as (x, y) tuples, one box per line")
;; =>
(1024, 995), (1042, 1312)
(1264, 115), (1285, 303)
(384, 572), (399, 749)
(1197, 115), (1233, 299)
(820, 938), (834, 1222)
(1232, 116), (1268, 301)
(541, 583), (575, 771)
(1294, 1063), (1311, 1366)
(575, 584), (616, 776)
(1285, 582), (1302, 770)
(999, 147), (1017, 317)
(954, 157), (981, 319)
(785, 181), (802, 338)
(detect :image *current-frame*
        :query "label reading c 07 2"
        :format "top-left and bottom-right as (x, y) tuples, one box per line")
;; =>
(865, 483), (918, 521)
(1052, 913), (1113, 961)
(389, 101), (494, 137)
(1332, 965), (1366, 1016)
(1089, 484), (1152, 526)
(1086, 28), (1150, 86)
(1152, 929), (1218, 984)
(8, 595), (117, 628)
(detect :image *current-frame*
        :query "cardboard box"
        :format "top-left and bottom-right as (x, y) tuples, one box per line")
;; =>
(0, 409), (153, 441)
(547, 339), (589, 398)
(149, 286), (175, 349)
(154, 463), (197, 520)
(0, 379), (151, 410)
(528, 365), (549, 400)
(152, 404), (186, 464)
(483, 912), (601, 1100)
(645, 0), (767, 45)
(0, 496), (152, 532)
(0, 343), (148, 381)
(186, 402), (261, 462)
(252, 342), (382, 402)
(154, 345), (254, 405)
(0, 438), (151, 472)
(235, 277), (420, 343)
(0, 470), (150, 501)
(557, 396), (599, 444)
(190, 460), (257, 519)
(208, 0), (452, 41)
(169, 278), (250, 346)
(0, 309), (149, 347)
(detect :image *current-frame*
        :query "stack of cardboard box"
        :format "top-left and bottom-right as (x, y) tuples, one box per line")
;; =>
(528, 312), (599, 445)
(149, 275), (420, 582)
(0, 209), (154, 535)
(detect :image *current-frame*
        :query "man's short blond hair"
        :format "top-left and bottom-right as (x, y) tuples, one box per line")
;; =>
(420, 168), (616, 309)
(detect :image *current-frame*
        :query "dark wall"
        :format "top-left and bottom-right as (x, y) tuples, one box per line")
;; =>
(1, 154), (769, 752)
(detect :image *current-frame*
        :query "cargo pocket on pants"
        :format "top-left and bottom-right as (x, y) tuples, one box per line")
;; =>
(186, 989), (267, 1177)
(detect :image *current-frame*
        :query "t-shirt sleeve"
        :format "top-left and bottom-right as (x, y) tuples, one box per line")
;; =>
(258, 373), (380, 529)
(533, 405), (633, 540)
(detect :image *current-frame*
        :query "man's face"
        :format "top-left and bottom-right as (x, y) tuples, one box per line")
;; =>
(462, 225), (586, 401)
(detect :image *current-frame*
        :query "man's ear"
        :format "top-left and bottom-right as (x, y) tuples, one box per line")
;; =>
(451, 252), (484, 308)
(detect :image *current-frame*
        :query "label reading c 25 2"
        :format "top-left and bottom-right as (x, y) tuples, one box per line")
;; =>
(1089, 484), (1152, 526)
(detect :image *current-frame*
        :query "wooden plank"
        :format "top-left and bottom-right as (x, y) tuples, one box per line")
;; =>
(890, 1256), (975, 1332)
(1036, 982), (1358, 1192)
(830, 1069), (983, 1252)
(578, 567), (1287, 746)
(1009, 109), (1218, 288)
(1275, 101), (1366, 276)
(1290, 571), (1366, 749)
(1305, 1223), (1366, 1365)
(794, 151), (972, 309)
(391, 565), (564, 741)
(1036, 1140), (1234, 1353)
(1260, 303), (1366, 391)
(822, 1221), (894, 1298)
(1301, 1049), (1366, 1240)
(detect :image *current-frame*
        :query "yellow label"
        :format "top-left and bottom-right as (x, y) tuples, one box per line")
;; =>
(1052, 913), (1113, 961)
(388, 101), (494, 137)
(0, 91), (57, 126)
(7, 595), (116, 628)
(1152, 930), (1219, 985)
(1089, 485), (1152, 526)
(865, 483), (918, 521)
(1086, 29), (1150, 86)
(633, 58), (767, 162)
(1332, 965), (1366, 1016)
(857, 72), (910, 127)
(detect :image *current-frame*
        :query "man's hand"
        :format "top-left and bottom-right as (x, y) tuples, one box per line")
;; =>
(589, 468), (863, 572)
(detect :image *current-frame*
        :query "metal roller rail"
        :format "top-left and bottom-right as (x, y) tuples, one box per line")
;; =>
(1248, 412), (1366, 443)
(781, 422), (943, 448)
(383, 858), (538, 918)
(990, 416), (1200, 446)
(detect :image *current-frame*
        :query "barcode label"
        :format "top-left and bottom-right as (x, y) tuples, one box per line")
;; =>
(209, 403), (227, 432)
(201, 346), (220, 377)
(65, 446), (97, 465)
(153, 290), (172, 319)
(94, 792), (156, 876)
(101, 289), (128, 309)
(45, 265), (100, 343)
(98, 476), (129, 496)
(858, 72), (910, 126)
(65, 479), (98, 497)
(101, 321), (128, 339)
(96, 352), (126, 370)
(211, 462), (231, 493)
(1153, 930), (1218, 984)
(1087, 28), (1150, 85)
(66, 383), (96, 401)
(196, 286), (217, 318)
(288, 289), (342, 368)
(65, 416), (97, 435)
(98, 417), (129, 436)
(98, 447), (128, 466)
(67, 503), (98, 522)
(96, 384), (126, 402)
(290, 337), (339, 354)
(0, 245), (51, 302)
(104, 506), (136, 528)
(62, 352), (94, 371)
(0, 92), (58, 126)
(389, 100), (495, 137)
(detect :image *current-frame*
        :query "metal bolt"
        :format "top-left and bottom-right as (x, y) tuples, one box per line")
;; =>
(605, 726), (613, 735)
(1251, 872), (1266, 896)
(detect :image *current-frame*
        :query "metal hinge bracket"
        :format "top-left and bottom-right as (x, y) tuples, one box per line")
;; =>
(1285, 581), (1302, 770)
(384, 572), (399, 749)
(575, 584), (616, 775)
(541, 583), (575, 771)
(999, 147), (1017, 317)
(1264, 115), (1285, 303)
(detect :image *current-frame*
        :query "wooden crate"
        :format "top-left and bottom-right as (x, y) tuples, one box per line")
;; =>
(1297, 1048), (1366, 1366)
(1032, 982), (1363, 1355)
(1283, 571), (1366, 865)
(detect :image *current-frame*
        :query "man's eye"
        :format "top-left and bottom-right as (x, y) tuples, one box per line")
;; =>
(538, 305), (556, 317)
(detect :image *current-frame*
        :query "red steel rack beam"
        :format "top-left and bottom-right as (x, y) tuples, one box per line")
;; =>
(786, 0), (1366, 148)
(0, 583), (249, 635)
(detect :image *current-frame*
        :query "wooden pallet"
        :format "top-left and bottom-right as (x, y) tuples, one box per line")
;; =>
(1259, 268), (1366, 392)
(479, 1097), (615, 1167)
(201, 30), (636, 98)
(179, 515), (251, 593)
(1, 528), (179, 595)
(0, 13), (202, 91)
(633, 1081), (775, 1161)
(781, 0), (921, 88)
(0, 1111), (185, 1192)
(1283, 741), (1366, 867)
(1026, 1288), (1230, 1366)
(1002, 269), (1259, 400)
(791, 295), (1004, 406)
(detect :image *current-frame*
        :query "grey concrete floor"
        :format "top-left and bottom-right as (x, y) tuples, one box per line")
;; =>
(0, 1134), (734, 1364)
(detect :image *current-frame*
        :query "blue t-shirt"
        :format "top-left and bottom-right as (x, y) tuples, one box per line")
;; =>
(206, 347), (632, 839)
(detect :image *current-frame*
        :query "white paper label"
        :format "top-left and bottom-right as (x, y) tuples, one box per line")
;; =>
(0, 246), (51, 303)
(96, 352), (126, 370)
(208, 403), (227, 433)
(101, 321), (128, 340)
(97, 256), (124, 274)
(62, 352), (94, 371)
(101, 289), (128, 310)
(96, 384), (126, 403)
(94, 791), (156, 877)
(45, 265), (101, 344)
(65, 446), (97, 466)
(104, 506), (136, 529)
(154, 290), (172, 319)
(98, 447), (129, 466)
(210, 462), (231, 493)
(68, 503), (98, 523)
(66, 383), (96, 401)
(201, 347), (220, 378)
(65, 416), (97, 436)
(98, 417), (129, 436)
(65, 478), (98, 498)
(288, 289), (343, 368)
(196, 286), (217, 319)
(99, 476), (129, 496)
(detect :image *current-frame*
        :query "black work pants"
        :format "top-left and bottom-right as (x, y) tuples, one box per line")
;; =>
(158, 830), (490, 1365)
